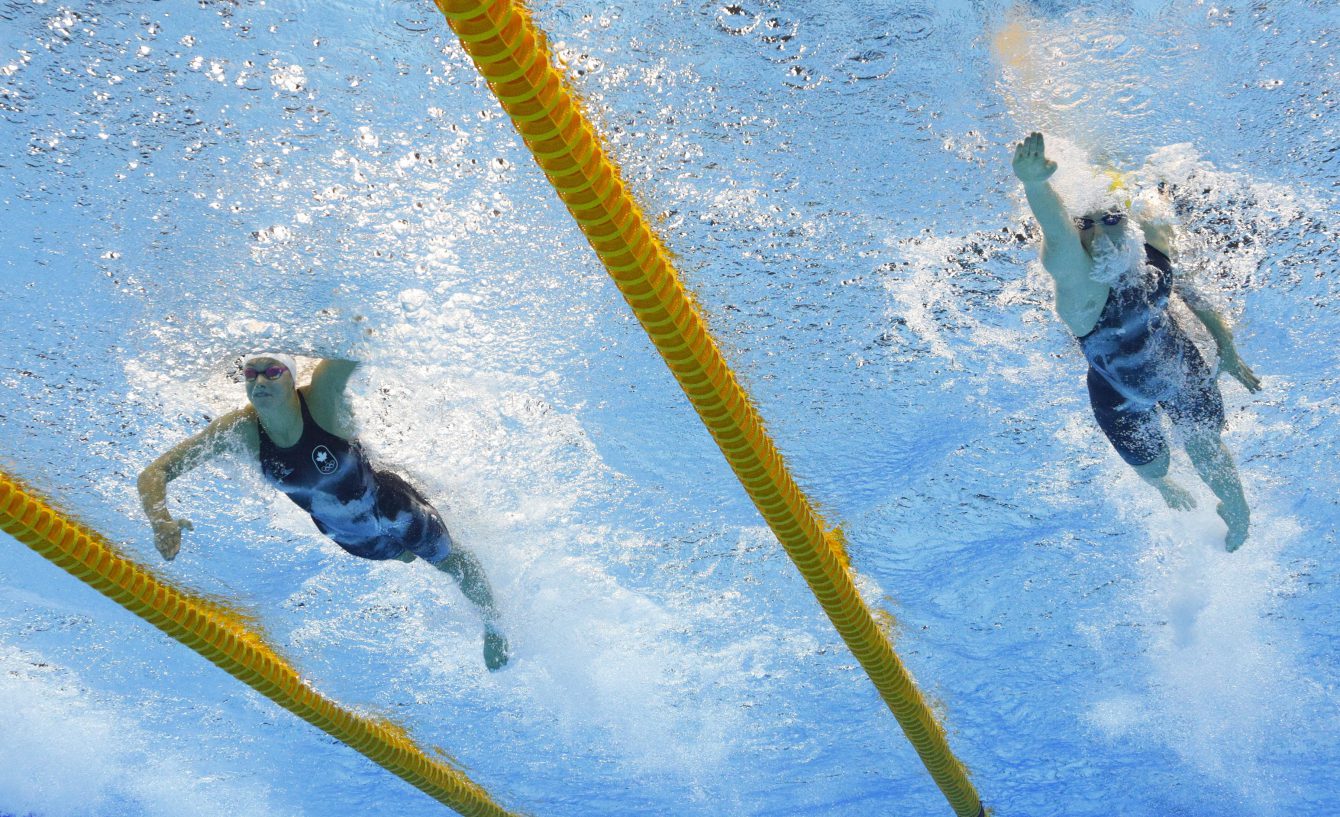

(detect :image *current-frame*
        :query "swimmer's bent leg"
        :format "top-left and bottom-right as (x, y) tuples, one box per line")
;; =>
(432, 546), (509, 670)
(374, 471), (511, 668)
(393, 541), (510, 670)
(1167, 370), (1250, 551)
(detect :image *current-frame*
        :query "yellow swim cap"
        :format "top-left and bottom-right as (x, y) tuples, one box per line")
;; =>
(1104, 169), (1133, 210)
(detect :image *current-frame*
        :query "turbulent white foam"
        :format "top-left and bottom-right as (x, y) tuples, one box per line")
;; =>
(0, 646), (297, 817)
(1083, 469), (1319, 806)
(1086, 221), (1145, 286)
(500, 548), (742, 776)
(339, 348), (763, 784)
(883, 233), (974, 366)
(1039, 135), (1124, 219)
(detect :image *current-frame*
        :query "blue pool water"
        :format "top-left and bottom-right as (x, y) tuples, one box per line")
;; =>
(2, 0), (1337, 815)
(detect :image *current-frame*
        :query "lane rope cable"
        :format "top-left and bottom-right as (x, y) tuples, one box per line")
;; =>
(433, 2), (985, 815)
(0, 470), (524, 817)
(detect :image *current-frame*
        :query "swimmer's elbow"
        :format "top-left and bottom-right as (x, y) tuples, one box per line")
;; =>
(138, 459), (171, 492)
(319, 357), (358, 377)
(136, 465), (169, 515)
(309, 358), (357, 397)
(148, 439), (200, 485)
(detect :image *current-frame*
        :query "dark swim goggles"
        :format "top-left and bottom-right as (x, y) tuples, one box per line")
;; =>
(1074, 212), (1125, 230)
(243, 364), (289, 381)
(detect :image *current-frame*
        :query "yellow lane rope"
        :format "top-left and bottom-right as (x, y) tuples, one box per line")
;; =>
(0, 471), (524, 817)
(433, 2), (985, 815)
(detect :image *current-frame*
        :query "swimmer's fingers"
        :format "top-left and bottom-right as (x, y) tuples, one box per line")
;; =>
(1013, 141), (1035, 166)
(1012, 138), (1029, 163)
(1012, 133), (1055, 182)
(1032, 132), (1054, 170)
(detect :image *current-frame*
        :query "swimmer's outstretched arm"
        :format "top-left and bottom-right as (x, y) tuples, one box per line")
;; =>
(434, 547), (501, 623)
(138, 408), (258, 560)
(1012, 132), (1089, 278)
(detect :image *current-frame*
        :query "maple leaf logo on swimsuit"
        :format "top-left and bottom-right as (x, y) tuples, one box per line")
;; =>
(311, 445), (338, 475)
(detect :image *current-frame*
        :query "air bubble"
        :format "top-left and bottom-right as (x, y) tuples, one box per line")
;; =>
(270, 64), (306, 93)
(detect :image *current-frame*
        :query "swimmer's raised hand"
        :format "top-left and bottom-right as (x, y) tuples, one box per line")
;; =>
(1012, 132), (1057, 184)
(152, 517), (193, 561)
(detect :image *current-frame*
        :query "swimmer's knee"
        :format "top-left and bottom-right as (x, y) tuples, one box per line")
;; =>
(394, 550), (417, 563)
(1184, 429), (1231, 464)
(431, 549), (466, 578)
(1132, 447), (1171, 479)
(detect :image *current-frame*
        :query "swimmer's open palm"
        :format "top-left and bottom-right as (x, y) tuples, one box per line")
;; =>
(153, 518), (192, 561)
(1012, 132), (1057, 183)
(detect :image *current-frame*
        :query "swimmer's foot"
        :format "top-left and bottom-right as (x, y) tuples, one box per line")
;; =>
(483, 624), (510, 671)
(1154, 479), (1196, 511)
(1218, 501), (1249, 553)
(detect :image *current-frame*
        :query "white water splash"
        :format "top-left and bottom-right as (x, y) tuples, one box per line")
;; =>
(1085, 473), (1320, 808)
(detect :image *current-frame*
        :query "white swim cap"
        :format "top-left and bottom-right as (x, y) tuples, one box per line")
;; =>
(244, 352), (299, 380)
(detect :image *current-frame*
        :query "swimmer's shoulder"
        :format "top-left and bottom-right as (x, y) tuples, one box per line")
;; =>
(301, 361), (359, 439)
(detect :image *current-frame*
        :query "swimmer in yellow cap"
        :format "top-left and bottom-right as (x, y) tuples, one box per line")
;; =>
(137, 351), (511, 669)
(1011, 132), (1261, 551)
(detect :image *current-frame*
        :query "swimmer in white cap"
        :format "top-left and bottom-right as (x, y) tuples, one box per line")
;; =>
(138, 352), (510, 670)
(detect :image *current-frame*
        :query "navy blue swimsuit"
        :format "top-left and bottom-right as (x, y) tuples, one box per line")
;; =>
(257, 393), (451, 562)
(1078, 245), (1224, 466)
